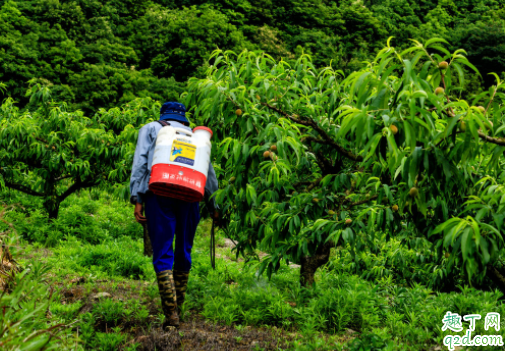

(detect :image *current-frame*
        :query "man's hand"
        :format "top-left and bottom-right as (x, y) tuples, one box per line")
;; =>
(134, 202), (147, 224)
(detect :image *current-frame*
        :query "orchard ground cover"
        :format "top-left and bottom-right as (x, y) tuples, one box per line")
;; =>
(1, 189), (505, 351)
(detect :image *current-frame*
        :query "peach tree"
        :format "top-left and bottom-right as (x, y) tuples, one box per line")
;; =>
(185, 38), (505, 289)
(0, 84), (159, 219)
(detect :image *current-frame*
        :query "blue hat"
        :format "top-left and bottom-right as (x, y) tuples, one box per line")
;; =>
(160, 102), (189, 124)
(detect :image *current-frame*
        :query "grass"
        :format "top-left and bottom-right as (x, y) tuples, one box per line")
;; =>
(2, 189), (505, 350)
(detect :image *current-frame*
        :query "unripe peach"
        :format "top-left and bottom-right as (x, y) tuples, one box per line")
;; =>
(390, 125), (398, 135)
(236, 109), (242, 116)
(270, 145), (277, 152)
(263, 151), (271, 158)
(435, 87), (445, 95)
(438, 61), (449, 69)
(345, 219), (352, 225)
(392, 205), (399, 212)
(409, 187), (419, 197)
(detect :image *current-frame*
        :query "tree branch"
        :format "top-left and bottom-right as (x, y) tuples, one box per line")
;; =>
(303, 136), (363, 162)
(315, 150), (334, 174)
(439, 71), (455, 115)
(292, 180), (314, 188)
(4, 181), (47, 197)
(34, 136), (49, 144)
(485, 86), (498, 113)
(261, 103), (363, 161)
(347, 195), (379, 208)
(81, 179), (100, 188)
(437, 130), (505, 148)
(478, 132), (505, 146)
(58, 181), (81, 203)
(54, 175), (73, 182)
(57, 177), (99, 203)
(16, 158), (44, 169)
(487, 264), (505, 295)
(293, 178), (323, 192)
(58, 178), (98, 202)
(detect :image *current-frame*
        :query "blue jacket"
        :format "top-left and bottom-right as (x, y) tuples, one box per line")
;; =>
(129, 120), (218, 211)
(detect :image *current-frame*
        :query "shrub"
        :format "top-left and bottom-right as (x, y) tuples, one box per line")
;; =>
(53, 204), (106, 244)
(0, 262), (77, 350)
(96, 202), (140, 240)
(347, 333), (388, 351)
(76, 238), (151, 279)
(94, 333), (128, 351)
(93, 299), (125, 326)
(50, 300), (84, 323)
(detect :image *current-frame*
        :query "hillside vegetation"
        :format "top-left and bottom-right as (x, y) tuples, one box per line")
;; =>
(2, 0), (505, 112)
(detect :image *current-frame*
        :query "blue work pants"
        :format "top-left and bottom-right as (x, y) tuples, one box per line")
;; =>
(144, 193), (200, 273)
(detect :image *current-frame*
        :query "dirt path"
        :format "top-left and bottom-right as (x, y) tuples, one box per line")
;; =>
(130, 316), (294, 351)
(58, 278), (295, 351)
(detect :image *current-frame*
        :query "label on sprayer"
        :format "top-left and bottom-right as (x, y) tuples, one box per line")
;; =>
(170, 140), (196, 166)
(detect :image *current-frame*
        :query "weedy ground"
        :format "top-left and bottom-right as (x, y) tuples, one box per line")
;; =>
(2, 190), (505, 350)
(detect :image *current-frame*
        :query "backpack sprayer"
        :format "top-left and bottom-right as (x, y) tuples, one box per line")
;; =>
(149, 121), (213, 202)
(148, 120), (217, 269)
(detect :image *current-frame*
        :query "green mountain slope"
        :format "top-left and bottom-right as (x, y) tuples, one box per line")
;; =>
(1, 0), (505, 112)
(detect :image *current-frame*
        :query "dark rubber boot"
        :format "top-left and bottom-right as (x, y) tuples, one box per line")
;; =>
(156, 270), (179, 329)
(173, 270), (190, 313)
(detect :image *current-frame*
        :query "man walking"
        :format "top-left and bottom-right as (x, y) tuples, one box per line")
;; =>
(129, 102), (219, 329)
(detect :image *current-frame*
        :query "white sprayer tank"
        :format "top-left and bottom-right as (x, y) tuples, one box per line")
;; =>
(149, 126), (213, 202)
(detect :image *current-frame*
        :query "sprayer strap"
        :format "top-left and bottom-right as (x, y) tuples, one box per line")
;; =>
(157, 120), (171, 127)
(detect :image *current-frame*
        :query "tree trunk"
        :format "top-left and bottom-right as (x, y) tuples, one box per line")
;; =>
(487, 264), (505, 294)
(300, 242), (332, 287)
(48, 206), (59, 220)
(142, 223), (153, 257)
(45, 198), (60, 220)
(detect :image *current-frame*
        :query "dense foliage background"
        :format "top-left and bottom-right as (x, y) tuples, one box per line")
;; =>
(2, 1), (505, 350)
(2, 0), (505, 112)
